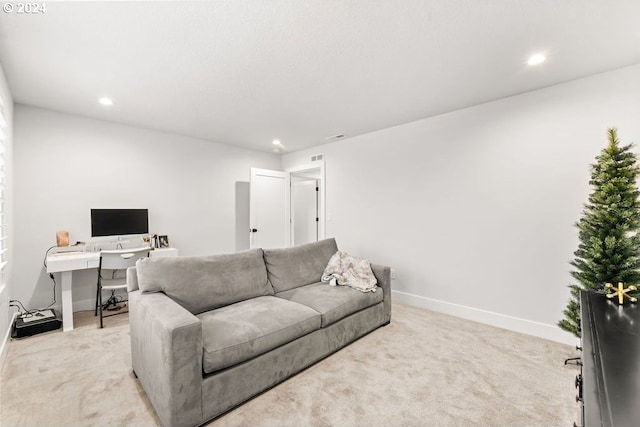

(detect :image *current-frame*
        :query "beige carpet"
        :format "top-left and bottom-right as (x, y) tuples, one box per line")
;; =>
(0, 303), (579, 426)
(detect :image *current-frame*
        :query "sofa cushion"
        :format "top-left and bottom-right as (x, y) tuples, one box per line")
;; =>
(198, 296), (321, 373)
(275, 281), (383, 327)
(136, 249), (272, 315)
(263, 238), (338, 293)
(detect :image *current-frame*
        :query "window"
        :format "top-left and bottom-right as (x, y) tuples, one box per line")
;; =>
(0, 100), (7, 271)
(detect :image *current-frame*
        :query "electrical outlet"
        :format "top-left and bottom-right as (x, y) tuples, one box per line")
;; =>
(390, 269), (396, 280)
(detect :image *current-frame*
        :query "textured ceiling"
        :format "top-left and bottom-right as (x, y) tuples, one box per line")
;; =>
(1, 1), (639, 153)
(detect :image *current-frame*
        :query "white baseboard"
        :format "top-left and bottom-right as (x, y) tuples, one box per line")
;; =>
(0, 312), (18, 370)
(72, 298), (97, 313)
(392, 290), (578, 346)
(45, 294), (123, 320)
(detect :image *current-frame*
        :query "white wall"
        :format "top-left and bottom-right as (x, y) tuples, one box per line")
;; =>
(283, 64), (640, 344)
(14, 105), (280, 311)
(0, 64), (14, 359)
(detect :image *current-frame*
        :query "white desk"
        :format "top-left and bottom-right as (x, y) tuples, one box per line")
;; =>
(46, 247), (178, 331)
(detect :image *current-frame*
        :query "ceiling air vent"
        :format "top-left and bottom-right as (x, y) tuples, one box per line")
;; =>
(325, 134), (345, 142)
(311, 154), (324, 162)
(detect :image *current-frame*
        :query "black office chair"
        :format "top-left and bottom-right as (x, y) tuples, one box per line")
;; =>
(95, 247), (151, 328)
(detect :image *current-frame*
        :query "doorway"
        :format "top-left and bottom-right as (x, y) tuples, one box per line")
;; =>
(288, 162), (325, 246)
(243, 162), (325, 250)
(292, 175), (319, 246)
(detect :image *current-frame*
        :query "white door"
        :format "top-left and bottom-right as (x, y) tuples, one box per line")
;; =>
(249, 168), (290, 249)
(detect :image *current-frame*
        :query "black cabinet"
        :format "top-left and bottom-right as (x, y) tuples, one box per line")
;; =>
(578, 290), (640, 427)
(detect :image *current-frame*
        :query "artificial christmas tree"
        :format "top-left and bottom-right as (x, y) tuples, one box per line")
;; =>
(559, 128), (640, 337)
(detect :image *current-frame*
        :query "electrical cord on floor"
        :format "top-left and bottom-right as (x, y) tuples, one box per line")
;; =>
(102, 293), (128, 311)
(102, 270), (127, 312)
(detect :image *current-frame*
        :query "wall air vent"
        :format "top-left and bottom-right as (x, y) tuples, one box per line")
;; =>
(311, 154), (324, 162)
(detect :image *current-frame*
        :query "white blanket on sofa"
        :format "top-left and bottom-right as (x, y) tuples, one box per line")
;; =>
(321, 250), (377, 293)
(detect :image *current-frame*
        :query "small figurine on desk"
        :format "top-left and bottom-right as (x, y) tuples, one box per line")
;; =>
(56, 230), (69, 247)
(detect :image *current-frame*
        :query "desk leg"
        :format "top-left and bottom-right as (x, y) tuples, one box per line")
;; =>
(61, 271), (74, 332)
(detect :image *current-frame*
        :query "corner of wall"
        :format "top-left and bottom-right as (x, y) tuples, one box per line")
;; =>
(0, 62), (15, 357)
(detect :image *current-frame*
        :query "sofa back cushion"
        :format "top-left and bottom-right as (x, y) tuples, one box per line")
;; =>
(263, 238), (338, 293)
(136, 248), (273, 314)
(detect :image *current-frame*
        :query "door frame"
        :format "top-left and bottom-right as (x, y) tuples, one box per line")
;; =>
(286, 161), (325, 244)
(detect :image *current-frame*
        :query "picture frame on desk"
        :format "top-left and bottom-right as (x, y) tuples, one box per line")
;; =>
(158, 235), (170, 248)
(141, 235), (155, 248)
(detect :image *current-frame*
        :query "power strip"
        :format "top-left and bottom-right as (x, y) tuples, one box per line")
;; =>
(20, 310), (56, 324)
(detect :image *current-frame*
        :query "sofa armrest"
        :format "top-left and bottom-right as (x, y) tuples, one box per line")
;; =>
(371, 263), (391, 323)
(129, 290), (203, 427)
(126, 266), (138, 292)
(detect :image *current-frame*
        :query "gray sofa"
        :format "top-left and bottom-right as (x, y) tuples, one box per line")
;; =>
(127, 238), (391, 427)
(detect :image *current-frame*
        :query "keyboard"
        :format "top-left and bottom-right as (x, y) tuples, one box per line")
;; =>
(49, 251), (85, 256)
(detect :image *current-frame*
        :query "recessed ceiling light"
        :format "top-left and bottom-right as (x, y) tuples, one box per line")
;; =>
(527, 53), (546, 66)
(98, 97), (113, 106)
(272, 139), (281, 146)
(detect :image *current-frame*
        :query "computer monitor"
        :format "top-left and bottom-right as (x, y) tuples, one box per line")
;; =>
(90, 209), (149, 237)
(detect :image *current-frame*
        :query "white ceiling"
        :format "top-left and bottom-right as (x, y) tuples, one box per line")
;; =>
(1, 1), (639, 153)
